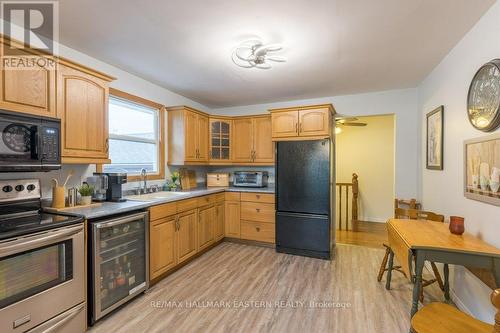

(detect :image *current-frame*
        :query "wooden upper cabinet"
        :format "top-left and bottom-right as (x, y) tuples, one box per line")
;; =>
(299, 107), (330, 137)
(232, 118), (254, 162)
(184, 111), (198, 161)
(270, 104), (335, 141)
(0, 39), (56, 117)
(271, 110), (298, 138)
(253, 116), (274, 163)
(150, 216), (176, 280)
(167, 106), (209, 165)
(232, 116), (274, 165)
(197, 114), (209, 162)
(57, 63), (113, 163)
(209, 118), (232, 163)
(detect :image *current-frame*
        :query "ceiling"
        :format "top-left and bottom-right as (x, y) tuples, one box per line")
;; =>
(58, 0), (495, 108)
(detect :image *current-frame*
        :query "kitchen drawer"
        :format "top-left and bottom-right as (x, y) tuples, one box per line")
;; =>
(241, 202), (275, 223)
(197, 194), (216, 207)
(241, 220), (275, 243)
(150, 202), (177, 221)
(241, 192), (275, 204)
(225, 192), (240, 202)
(177, 198), (198, 212)
(215, 192), (225, 202)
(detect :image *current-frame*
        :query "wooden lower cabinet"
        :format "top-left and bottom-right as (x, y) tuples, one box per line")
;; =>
(176, 209), (198, 264)
(224, 200), (241, 238)
(198, 205), (216, 251)
(215, 202), (224, 241)
(150, 216), (176, 280)
(240, 220), (275, 243)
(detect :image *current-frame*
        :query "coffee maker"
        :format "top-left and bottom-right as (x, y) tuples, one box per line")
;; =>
(88, 172), (127, 202)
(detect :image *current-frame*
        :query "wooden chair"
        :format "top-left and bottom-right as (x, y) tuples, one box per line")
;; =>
(378, 204), (445, 302)
(411, 288), (500, 333)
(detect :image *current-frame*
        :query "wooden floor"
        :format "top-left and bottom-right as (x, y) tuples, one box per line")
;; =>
(336, 220), (388, 248)
(89, 242), (444, 333)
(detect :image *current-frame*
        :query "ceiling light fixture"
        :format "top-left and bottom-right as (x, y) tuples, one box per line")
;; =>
(231, 39), (286, 69)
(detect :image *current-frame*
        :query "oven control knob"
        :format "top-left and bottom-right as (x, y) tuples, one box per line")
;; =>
(27, 184), (36, 191)
(2, 185), (13, 193)
(15, 185), (25, 192)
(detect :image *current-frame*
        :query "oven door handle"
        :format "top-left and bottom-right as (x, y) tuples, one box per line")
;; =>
(0, 224), (83, 258)
(94, 212), (148, 229)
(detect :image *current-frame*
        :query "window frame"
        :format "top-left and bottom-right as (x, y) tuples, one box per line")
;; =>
(97, 88), (165, 182)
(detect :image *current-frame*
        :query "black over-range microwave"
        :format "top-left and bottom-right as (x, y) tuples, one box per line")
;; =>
(0, 109), (61, 172)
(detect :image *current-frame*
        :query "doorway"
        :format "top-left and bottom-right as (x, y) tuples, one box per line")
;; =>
(334, 114), (395, 248)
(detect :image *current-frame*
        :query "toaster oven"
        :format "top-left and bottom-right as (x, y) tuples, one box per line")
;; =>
(233, 171), (269, 188)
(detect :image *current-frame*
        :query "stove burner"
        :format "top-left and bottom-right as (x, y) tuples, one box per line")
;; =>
(2, 123), (31, 152)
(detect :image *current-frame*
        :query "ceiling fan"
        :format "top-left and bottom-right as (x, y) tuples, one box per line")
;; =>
(231, 39), (287, 69)
(335, 114), (367, 127)
(335, 114), (367, 134)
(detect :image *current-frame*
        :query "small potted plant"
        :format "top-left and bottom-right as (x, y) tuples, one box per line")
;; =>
(78, 183), (94, 205)
(170, 171), (180, 191)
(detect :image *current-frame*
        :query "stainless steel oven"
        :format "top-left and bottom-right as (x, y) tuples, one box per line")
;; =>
(0, 109), (61, 172)
(89, 211), (149, 325)
(0, 224), (86, 333)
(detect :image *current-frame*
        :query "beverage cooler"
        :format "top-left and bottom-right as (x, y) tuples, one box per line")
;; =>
(88, 211), (149, 325)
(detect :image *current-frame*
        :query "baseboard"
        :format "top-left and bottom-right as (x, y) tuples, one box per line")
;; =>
(422, 262), (473, 316)
(358, 216), (386, 223)
(450, 288), (474, 316)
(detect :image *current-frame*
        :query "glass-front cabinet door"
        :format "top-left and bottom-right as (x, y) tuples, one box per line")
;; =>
(209, 118), (231, 163)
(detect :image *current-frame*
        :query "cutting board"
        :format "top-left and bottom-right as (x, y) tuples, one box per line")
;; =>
(180, 169), (197, 190)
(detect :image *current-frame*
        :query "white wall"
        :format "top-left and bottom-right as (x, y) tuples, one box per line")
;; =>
(0, 26), (210, 196)
(417, 1), (500, 322)
(213, 88), (419, 199)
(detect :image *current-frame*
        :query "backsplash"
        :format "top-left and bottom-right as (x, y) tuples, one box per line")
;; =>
(0, 164), (95, 198)
(0, 165), (275, 199)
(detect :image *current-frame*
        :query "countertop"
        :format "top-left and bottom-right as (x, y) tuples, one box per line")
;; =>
(43, 185), (275, 220)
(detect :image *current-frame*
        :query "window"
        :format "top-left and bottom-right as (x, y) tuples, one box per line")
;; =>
(102, 89), (164, 180)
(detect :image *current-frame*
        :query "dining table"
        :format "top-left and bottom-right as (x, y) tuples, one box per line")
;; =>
(385, 218), (500, 329)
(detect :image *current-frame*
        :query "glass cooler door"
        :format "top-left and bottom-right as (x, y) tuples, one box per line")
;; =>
(92, 211), (148, 321)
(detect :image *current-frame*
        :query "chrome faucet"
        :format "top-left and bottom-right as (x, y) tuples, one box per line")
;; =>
(140, 168), (148, 194)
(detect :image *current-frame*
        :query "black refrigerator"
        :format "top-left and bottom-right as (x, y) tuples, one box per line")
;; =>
(275, 139), (334, 259)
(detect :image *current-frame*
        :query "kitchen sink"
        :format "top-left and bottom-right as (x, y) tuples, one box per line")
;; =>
(126, 191), (190, 202)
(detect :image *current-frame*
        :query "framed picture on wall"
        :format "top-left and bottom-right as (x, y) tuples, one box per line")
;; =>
(464, 132), (500, 206)
(426, 106), (444, 170)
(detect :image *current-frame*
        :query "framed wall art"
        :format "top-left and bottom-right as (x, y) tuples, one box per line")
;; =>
(464, 132), (500, 206)
(426, 106), (444, 170)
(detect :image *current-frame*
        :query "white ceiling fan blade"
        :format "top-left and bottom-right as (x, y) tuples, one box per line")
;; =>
(254, 44), (283, 56)
(266, 56), (287, 62)
(234, 48), (255, 62)
(255, 62), (272, 70)
(231, 52), (255, 68)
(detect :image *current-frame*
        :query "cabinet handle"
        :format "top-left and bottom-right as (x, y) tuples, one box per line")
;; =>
(256, 195), (260, 199)
(300, 123), (303, 133)
(295, 122), (298, 133)
(256, 208), (260, 213)
(105, 138), (109, 153)
(256, 227), (260, 232)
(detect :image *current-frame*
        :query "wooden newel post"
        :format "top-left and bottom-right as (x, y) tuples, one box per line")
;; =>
(493, 288), (500, 333)
(351, 173), (359, 232)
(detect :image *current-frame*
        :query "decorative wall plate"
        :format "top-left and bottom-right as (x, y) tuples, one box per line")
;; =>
(467, 59), (500, 132)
